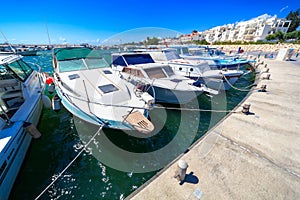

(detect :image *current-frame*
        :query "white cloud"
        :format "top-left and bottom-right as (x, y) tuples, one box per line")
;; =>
(59, 36), (66, 42)
(280, 6), (288, 13)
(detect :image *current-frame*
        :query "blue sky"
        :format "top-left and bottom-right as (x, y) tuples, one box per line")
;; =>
(0, 0), (299, 45)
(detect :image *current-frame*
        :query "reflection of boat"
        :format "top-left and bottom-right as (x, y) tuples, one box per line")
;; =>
(52, 47), (154, 133)
(144, 48), (245, 91)
(0, 54), (46, 199)
(111, 52), (217, 104)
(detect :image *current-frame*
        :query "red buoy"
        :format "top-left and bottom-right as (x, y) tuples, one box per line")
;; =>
(46, 77), (54, 85)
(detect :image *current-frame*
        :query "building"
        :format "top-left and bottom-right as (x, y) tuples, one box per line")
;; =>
(179, 14), (291, 43)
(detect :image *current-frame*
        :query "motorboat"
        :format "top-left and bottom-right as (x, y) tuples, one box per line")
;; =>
(146, 48), (245, 91)
(52, 47), (154, 134)
(180, 46), (254, 69)
(0, 54), (46, 199)
(111, 52), (217, 104)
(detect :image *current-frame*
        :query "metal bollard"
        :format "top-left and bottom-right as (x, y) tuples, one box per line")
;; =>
(262, 68), (269, 73)
(242, 104), (251, 114)
(176, 160), (188, 182)
(259, 84), (267, 92)
(262, 74), (271, 80)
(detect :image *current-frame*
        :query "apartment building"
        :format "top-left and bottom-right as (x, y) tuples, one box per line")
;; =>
(179, 14), (291, 43)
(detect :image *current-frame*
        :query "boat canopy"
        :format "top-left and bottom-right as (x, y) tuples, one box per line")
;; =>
(54, 47), (109, 73)
(54, 47), (102, 61)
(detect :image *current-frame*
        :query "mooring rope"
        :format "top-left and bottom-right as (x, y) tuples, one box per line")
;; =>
(222, 74), (254, 92)
(34, 124), (104, 200)
(153, 105), (236, 113)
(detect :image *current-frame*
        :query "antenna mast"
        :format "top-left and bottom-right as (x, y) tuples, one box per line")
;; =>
(0, 31), (16, 54)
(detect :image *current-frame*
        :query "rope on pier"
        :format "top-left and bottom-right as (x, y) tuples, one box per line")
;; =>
(222, 74), (254, 92)
(153, 105), (237, 113)
(34, 124), (104, 200)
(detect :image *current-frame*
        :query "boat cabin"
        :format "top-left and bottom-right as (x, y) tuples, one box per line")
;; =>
(0, 55), (33, 119)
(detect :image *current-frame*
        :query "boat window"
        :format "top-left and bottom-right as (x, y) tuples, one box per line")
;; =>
(85, 58), (109, 69)
(162, 66), (174, 76)
(136, 69), (145, 78)
(112, 55), (127, 66)
(68, 74), (80, 80)
(122, 68), (144, 78)
(164, 50), (180, 60)
(144, 67), (167, 79)
(177, 47), (189, 55)
(103, 70), (112, 74)
(7, 60), (33, 81)
(58, 59), (87, 72)
(123, 54), (155, 65)
(98, 84), (119, 94)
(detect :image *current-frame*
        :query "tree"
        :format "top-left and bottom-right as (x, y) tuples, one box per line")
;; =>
(144, 37), (159, 45)
(285, 31), (298, 40)
(275, 30), (285, 41)
(265, 34), (276, 41)
(286, 9), (300, 32)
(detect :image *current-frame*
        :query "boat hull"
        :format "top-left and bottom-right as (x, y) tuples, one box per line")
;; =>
(0, 98), (43, 200)
(148, 86), (202, 104)
(56, 89), (148, 132)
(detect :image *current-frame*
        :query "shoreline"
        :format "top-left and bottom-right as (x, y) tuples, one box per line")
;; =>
(211, 44), (300, 55)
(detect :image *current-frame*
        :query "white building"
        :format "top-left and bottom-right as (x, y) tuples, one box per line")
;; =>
(180, 14), (291, 43)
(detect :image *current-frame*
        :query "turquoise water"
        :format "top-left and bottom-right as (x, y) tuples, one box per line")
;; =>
(9, 51), (255, 200)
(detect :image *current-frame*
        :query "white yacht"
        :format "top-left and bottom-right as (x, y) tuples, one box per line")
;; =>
(111, 52), (217, 104)
(147, 48), (244, 91)
(0, 54), (46, 199)
(52, 47), (154, 134)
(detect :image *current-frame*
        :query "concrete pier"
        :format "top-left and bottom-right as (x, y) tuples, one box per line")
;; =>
(127, 56), (300, 199)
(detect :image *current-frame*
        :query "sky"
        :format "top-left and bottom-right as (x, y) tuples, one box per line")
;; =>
(0, 0), (299, 45)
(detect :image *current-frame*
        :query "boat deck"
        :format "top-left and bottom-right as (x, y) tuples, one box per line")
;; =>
(127, 57), (300, 199)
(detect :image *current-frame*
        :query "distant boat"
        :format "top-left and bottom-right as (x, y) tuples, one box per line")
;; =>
(0, 46), (38, 56)
(180, 46), (254, 69)
(146, 48), (244, 91)
(52, 47), (154, 134)
(0, 54), (46, 199)
(111, 52), (218, 104)
(16, 47), (38, 56)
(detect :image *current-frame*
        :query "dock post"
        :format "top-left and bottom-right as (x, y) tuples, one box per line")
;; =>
(242, 104), (251, 114)
(175, 160), (188, 182)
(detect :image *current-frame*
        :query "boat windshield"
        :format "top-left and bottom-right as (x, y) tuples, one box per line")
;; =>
(6, 59), (33, 81)
(58, 57), (109, 73)
(54, 48), (109, 72)
(163, 50), (181, 60)
(144, 67), (167, 79)
(112, 54), (155, 66)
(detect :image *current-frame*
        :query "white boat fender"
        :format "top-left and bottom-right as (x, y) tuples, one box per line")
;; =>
(52, 94), (61, 112)
(23, 122), (41, 139)
(141, 92), (155, 108)
(42, 94), (51, 108)
(48, 84), (55, 94)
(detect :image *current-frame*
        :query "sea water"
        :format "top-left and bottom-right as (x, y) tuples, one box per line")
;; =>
(9, 50), (255, 199)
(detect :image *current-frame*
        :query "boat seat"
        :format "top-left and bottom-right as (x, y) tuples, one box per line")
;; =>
(0, 79), (21, 93)
(0, 91), (24, 113)
(1, 91), (22, 100)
